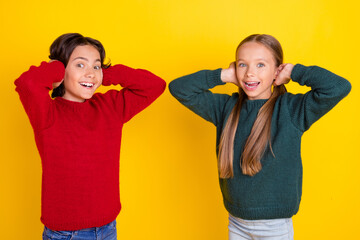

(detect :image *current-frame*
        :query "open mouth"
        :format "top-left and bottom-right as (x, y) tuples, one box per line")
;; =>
(244, 82), (260, 89)
(79, 82), (94, 88)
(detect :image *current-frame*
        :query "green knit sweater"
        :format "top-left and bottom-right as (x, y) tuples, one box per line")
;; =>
(169, 64), (351, 220)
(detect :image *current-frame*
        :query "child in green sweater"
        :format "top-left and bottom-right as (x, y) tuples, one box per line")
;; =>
(169, 34), (351, 239)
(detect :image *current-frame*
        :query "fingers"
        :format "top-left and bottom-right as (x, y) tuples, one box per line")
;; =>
(273, 64), (291, 86)
(275, 64), (284, 79)
(221, 62), (238, 85)
(52, 79), (64, 89)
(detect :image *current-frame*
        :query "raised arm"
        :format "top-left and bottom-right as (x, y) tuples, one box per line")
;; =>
(168, 67), (234, 126)
(14, 61), (65, 130)
(281, 64), (352, 131)
(102, 64), (166, 123)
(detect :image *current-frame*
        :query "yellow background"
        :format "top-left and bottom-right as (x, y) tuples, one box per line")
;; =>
(1, 0), (359, 239)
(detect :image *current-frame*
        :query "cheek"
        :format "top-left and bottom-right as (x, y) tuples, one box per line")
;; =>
(63, 71), (71, 85)
(64, 68), (78, 84)
(97, 71), (103, 84)
(236, 68), (245, 79)
(260, 69), (275, 80)
(268, 67), (277, 78)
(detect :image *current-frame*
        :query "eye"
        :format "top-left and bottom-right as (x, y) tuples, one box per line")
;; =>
(76, 63), (84, 68)
(257, 63), (265, 68)
(239, 63), (246, 67)
(94, 65), (101, 70)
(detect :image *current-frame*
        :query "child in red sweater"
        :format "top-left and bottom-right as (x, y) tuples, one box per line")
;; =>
(15, 33), (166, 240)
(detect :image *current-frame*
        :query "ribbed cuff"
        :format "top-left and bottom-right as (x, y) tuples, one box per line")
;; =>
(224, 200), (299, 220)
(290, 64), (307, 86)
(206, 68), (225, 88)
(44, 61), (65, 84)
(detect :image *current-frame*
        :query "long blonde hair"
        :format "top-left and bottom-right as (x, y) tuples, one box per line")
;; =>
(218, 34), (287, 178)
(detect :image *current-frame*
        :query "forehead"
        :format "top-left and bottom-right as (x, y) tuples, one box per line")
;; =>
(236, 42), (274, 61)
(70, 45), (100, 60)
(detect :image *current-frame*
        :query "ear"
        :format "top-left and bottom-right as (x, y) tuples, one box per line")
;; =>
(272, 66), (281, 86)
(274, 66), (281, 79)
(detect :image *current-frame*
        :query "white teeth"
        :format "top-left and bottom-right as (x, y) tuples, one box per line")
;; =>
(245, 82), (260, 88)
(80, 83), (94, 87)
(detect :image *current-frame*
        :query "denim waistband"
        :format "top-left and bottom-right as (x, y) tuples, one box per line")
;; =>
(45, 220), (116, 232)
(79, 220), (116, 231)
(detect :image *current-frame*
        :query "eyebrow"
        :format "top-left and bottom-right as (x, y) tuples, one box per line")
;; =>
(236, 58), (269, 62)
(73, 57), (101, 62)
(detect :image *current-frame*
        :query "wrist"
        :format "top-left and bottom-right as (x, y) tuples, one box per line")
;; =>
(221, 68), (230, 83)
(101, 66), (112, 86)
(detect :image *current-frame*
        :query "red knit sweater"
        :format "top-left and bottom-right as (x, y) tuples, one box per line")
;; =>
(15, 61), (166, 230)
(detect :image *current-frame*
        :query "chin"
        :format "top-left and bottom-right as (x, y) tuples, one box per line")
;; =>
(82, 94), (94, 100)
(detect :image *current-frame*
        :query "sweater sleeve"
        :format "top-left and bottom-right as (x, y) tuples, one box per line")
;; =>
(14, 61), (65, 130)
(102, 64), (166, 123)
(168, 69), (231, 126)
(286, 64), (352, 132)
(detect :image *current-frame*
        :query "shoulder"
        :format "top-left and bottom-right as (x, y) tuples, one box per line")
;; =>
(229, 92), (239, 103)
(272, 93), (299, 117)
(275, 92), (299, 109)
(221, 92), (239, 115)
(223, 92), (239, 108)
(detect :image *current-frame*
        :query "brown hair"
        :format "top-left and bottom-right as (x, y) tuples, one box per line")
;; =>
(49, 33), (110, 98)
(218, 34), (287, 178)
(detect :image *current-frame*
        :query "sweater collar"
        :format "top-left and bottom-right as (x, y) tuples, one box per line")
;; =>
(54, 96), (90, 111)
(243, 98), (268, 108)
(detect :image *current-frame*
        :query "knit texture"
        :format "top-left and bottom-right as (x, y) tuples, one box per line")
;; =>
(15, 61), (166, 230)
(169, 64), (351, 220)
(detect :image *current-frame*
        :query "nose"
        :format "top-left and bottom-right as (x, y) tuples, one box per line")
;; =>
(246, 65), (256, 77)
(85, 67), (95, 78)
